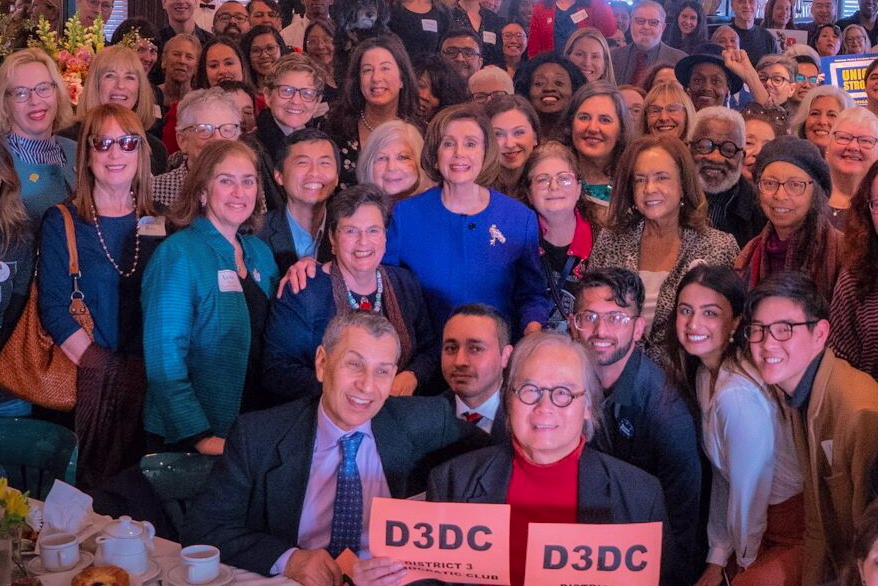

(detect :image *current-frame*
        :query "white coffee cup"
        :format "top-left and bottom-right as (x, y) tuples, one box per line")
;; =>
(180, 545), (220, 584)
(39, 532), (80, 572)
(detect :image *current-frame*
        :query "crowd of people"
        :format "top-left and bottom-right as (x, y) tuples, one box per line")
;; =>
(4, 0), (878, 583)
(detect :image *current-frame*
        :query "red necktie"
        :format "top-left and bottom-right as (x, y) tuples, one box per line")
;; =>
(631, 50), (648, 88)
(464, 411), (484, 424)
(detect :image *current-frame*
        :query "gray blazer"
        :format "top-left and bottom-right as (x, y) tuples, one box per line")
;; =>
(611, 42), (687, 85)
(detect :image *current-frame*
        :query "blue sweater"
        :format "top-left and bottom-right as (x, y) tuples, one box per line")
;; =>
(38, 203), (162, 353)
(142, 217), (279, 444)
(384, 187), (551, 336)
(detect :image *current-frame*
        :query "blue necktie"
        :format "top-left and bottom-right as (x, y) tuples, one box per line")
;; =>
(328, 431), (364, 557)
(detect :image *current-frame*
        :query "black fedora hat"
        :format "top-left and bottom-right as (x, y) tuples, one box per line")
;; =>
(675, 42), (744, 94)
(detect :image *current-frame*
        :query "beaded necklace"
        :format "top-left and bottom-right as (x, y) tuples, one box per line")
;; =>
(90, 194), (141, 278)
(345, 269), (383, 312)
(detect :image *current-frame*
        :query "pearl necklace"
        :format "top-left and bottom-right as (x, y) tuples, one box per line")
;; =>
(359, 110), (376, 132)
(90, 194), (141, 278)
(345, 270), (383, 312)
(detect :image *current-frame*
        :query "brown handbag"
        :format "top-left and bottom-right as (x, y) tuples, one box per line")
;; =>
(0, 204), (94, 411)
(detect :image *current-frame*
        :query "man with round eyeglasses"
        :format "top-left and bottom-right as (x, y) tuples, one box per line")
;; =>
(425, 330), (667, 586)
(742, 272), (878, 586)
(690, 106), (765, 247)
(440, 29), (484, 81)
(153, 88), (241, 208)
(569, 267), (701, 586)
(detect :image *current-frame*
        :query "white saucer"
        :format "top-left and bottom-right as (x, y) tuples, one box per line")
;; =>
(166, 564), (233, 586)
(135, 560), (161, 584)
(26, 551), (94, 576)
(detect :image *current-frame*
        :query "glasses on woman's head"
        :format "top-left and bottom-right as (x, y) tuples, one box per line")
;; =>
(5, 81), (57, 103)
(271, 85), (321, 102)
(743, 321), (818, 342)
(757, 178), (814, 196)
(530, 172), (577, 190)
(182, 123), (240, 139)
(832, 130), (878, 149)
(513, 383), (586, 408)
(89, 134), (142, 152)
(689, 138), (744, 159)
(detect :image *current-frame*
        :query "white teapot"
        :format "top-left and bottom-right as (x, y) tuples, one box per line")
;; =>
(95, 516), (155, 575)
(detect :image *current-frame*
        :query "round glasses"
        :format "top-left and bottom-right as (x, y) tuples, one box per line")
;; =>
(6, 81), (56, 103)
(530, 172), (577, 191)
(743, 321), (818, 342)
(689, 138), (744, 159)
(757, 178), (814, 197)
(513, 384), (586, 408)
(272, 85), (321, 102)
(89, 135), (141, 152)
(182, 123), (240, 140)
(572, 310), (634, 331)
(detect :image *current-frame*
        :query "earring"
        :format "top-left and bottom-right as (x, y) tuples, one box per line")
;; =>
(680, 200), (685, 207)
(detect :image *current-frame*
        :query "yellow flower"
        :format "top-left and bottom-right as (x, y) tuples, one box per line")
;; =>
(0, 478), (29, 528)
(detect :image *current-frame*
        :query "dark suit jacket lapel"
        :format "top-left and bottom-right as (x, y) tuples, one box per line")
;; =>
(374, 408), (417, 497)
(467, 448), (512, 504)
(577, 447), (615, 524)
(265, 398), (319, 540)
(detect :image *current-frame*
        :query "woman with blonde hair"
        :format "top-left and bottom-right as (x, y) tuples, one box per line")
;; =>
(563, 27), (616, 85)
(39, 104), (163, 486)
(0, 47), (74, 223)
(639, 81), (696, 141)
(357, 120), (432, 203)
(61, 45), (168, 175)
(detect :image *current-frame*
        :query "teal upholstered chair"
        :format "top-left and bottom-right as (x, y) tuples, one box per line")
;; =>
(0, 418), (78, 499)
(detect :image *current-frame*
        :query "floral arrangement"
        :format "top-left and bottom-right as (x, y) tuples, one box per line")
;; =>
(29, 14), (105, 104)
(0, 478), (29, 534)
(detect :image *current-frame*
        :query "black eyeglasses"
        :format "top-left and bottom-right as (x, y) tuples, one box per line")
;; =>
(89, 135), (142, 152)
(5, 81), (56, 103)
(759, 74), (791, 87)
(513, 384), (586, 408)
(471, 90), (507, 103)
(182, 123), (240, 139)
(250, 44), (281, 56)
(690, 138), (744, 159)
(442, 47), (480, 59)
(272, 85), (321, 102)
(743, 321), (818, 342)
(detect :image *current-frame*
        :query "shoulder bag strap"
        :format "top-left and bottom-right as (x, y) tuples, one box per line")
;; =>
(55, 203), (88, 317)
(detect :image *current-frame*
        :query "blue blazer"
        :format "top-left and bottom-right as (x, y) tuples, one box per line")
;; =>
(181, 395), (492, 574)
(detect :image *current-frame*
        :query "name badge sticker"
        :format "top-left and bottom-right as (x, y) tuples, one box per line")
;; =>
(0, 261), (10, 283)
(138, 215), (167, 237)
(218, 270), (243, 292)
(422, 18), (438, 32)
(571, 8), (588, 23)
(483, 30), (497, 45)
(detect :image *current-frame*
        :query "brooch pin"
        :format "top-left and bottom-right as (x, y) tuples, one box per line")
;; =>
(489, 224), (506, 246)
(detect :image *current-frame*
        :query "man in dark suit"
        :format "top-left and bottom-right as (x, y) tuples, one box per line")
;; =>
(256, 128), (337, 274)
(610, 0), (686, 87)
(183, 312), (488, 586)
(441, 304), (513, 442)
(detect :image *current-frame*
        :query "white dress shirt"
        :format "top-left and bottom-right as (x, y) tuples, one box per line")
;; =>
(454, 389), (501, 434)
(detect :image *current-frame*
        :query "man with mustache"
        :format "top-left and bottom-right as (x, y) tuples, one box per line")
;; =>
(569, 267), (701, 586)
(690, 106), (765, 248)
(675, 42), (742, 111)
(441, 304), (512, 442)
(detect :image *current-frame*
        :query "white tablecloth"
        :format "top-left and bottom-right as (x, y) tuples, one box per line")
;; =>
(36, 536), (301, 586)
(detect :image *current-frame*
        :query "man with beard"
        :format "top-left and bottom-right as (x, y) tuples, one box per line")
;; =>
(610, 0), (685, 87)
(569, 268), (701, 586)
(213, 1), (251, 39)
(837, 0), (878, 46)
(690, 106), (765, 248)
(676, 43), (742, 110)
(440, 28), (484, 80)
(440, 304), (512, 442)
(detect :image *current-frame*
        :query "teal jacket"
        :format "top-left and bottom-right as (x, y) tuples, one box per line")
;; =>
(142, 217), (279, 444)
(9, 135), (76, 225)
